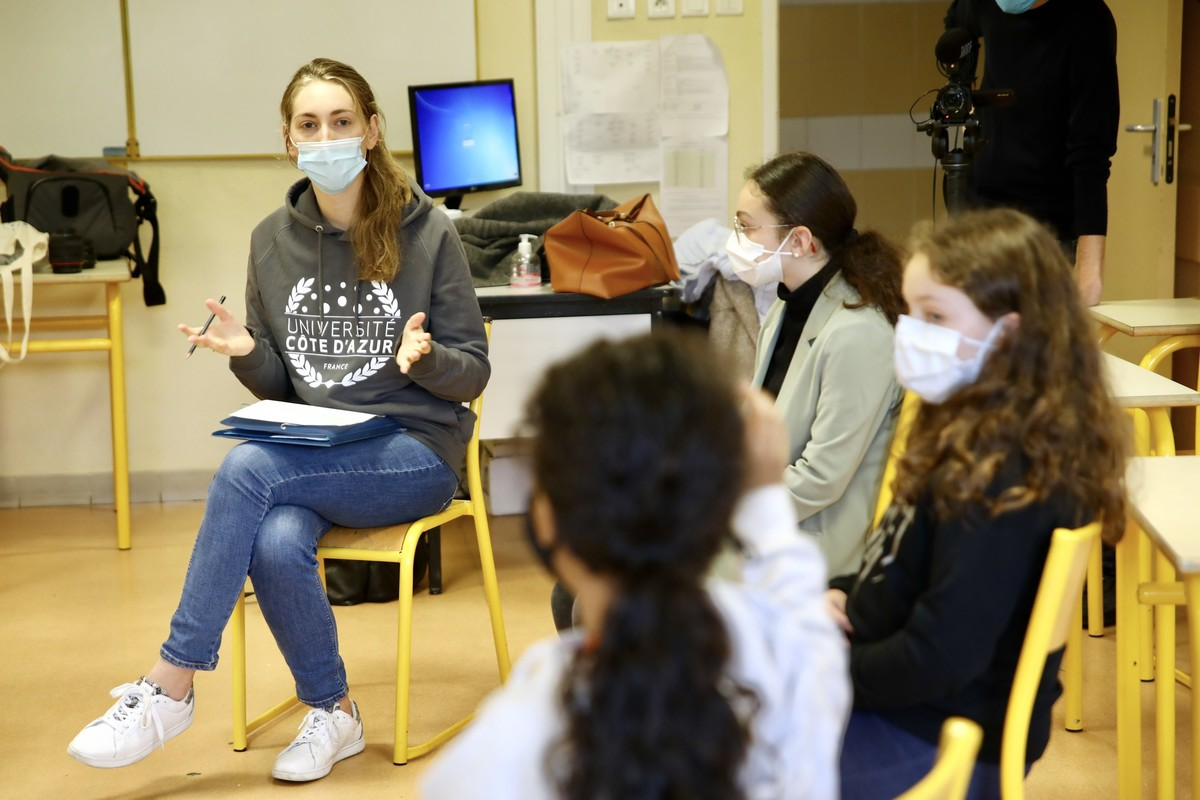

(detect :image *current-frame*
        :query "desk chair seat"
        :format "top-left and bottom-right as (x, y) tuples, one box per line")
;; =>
(229, 321), (511, 765)
(1002, 521), (1101, 800)
(895, 717), (983, 800)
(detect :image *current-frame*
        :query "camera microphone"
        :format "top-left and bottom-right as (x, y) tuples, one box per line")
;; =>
(935, 28), (975, 69)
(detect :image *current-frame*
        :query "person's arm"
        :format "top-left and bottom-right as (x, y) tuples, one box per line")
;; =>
(782, 319), (899, 521)
(846, 503), (1048, 708)
(1075, 234), (1105, 306)
(402, 218), (490, 403)
(230, 251), (295, 400)
(1066, 7), (1119, 306)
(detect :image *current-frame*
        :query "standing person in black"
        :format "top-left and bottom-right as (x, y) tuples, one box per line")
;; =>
(945, 0), (1119, 306)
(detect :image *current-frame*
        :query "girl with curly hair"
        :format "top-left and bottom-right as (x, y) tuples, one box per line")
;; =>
(830, 208), (1128, 799)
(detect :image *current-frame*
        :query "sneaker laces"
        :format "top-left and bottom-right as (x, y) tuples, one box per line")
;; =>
(290, 708), (334, 749)
(104, 682), (168, 750)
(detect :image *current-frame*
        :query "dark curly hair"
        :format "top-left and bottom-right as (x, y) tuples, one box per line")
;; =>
(747, 151), (906, 324)
(894, 209), (1128, 543)
(524, 330), (756, 800)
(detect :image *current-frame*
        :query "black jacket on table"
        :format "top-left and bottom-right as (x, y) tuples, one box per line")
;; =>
(944, 0), (1119, 243)
(829, 458), (1081, 764)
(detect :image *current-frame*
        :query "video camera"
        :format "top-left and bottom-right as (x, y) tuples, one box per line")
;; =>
(918, 29), (1014, 214)
(930, 29), (977, 125)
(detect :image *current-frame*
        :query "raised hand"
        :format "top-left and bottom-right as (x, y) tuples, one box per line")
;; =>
(396, 311), (432, 375)
(178, 297), (254, 357)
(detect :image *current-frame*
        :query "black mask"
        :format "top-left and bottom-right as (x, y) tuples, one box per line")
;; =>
(524, 514), (558, 576)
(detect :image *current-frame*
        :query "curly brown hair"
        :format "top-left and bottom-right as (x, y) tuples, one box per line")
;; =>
(893, 209), (1127, 543)
(280, 58), (412, 282)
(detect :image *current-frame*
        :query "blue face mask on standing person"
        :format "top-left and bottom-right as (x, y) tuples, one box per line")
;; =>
(995, 0), (1039, 13)
(294, 136), (367, 194)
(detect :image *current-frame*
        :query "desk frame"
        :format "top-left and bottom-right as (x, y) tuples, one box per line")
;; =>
(23, 262), (132, 549)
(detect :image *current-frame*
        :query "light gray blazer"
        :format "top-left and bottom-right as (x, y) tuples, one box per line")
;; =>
(752, 273), (902, 577)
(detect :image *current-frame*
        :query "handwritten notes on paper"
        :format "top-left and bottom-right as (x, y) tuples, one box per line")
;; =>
(561, 35), (730, 233)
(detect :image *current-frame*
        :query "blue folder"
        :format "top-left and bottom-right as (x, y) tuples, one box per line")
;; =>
(212, 413), (402, 447)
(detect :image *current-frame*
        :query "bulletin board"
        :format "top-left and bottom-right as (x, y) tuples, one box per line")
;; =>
(1, 0), (477, 159)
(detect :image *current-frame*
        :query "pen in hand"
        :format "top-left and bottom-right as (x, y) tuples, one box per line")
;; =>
(186, 295), (226, 358)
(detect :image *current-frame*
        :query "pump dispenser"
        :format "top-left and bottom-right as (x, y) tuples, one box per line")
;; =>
(510, 233), (541, 290)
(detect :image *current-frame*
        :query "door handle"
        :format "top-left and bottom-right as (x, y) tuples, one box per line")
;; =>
(1125, 98), (1161, 185)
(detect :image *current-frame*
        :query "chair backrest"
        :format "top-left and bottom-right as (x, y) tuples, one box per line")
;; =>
(895, 717), (984, 800)
(873, 390), (921, 529)
(1000, 521), (1102, 800)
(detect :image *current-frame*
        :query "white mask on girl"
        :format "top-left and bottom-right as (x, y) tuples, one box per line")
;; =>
(723, 229), (794, 288)
(294, 136), (367, 194)
(893, 314), (1005, 404)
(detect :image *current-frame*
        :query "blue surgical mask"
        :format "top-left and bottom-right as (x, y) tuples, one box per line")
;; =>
(294, 137), (367, 194)
(995, 0), (1038, 13)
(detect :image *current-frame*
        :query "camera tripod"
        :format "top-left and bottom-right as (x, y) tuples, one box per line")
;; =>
(918, 117), (981, 216)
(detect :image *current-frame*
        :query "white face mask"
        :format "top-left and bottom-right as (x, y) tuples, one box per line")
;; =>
(723, 229), (792, 288)
(893, 314), (1004, 404)
(294, 136), (367, 194)
(995, 0), (1037, 13)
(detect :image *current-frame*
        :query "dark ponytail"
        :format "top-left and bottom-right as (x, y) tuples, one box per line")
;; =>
(749, 152), (905, 324)
(525, 330), (755, 800)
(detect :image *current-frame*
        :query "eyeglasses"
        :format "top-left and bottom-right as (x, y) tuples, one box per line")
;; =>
(732, 216), (793, 246)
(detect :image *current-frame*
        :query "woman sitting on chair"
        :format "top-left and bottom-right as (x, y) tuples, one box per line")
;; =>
(67, 57), (488, 783)
(423, 330), (850, 799)
(829, 209), (1128, 799)
(730, 151), (906, 576)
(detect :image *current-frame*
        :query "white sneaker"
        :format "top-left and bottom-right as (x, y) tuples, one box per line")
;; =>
(271, 700), (365, 782)
(67, 678), (195, 768)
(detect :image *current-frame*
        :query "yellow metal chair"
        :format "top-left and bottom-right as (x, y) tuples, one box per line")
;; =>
(1001, 521), (1101, 800)
(895, 717), (984, 800)
(229, 321), (511, 765)
(873, 390), (921, 529)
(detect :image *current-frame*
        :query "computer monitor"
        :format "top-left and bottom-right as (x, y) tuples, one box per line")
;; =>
(407, 78), (522, 210)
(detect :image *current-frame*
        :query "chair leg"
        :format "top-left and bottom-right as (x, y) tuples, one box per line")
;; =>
(232, 590), (249, 751)
(470, 506), (512, 681)
(428, 527), (442, 595)
(1064, 598), (1084, 731)
(393, 529), (421, 765)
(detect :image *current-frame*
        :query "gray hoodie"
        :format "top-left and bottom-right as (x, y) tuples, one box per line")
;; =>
(229, 178), (490, 480)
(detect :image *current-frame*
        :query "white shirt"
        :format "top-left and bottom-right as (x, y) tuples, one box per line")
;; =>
(420, 485), (850, 800)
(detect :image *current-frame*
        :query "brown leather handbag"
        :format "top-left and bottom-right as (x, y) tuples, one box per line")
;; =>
(544, 193), (680, 299)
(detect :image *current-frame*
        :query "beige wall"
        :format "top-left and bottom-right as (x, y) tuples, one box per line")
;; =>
(0, 4), (538, 506)
(588, 0), (768, 219)
(779, 0), (948, 244)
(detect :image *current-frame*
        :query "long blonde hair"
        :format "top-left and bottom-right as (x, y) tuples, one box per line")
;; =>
(893, 209), (1127, 543)
(280, 58), (412, 282)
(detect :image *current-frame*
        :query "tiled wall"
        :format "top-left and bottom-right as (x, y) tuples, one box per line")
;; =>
(779, 0), (950, 243)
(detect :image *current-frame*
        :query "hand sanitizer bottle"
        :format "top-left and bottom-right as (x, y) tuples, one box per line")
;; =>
(510, 233), (541, 290)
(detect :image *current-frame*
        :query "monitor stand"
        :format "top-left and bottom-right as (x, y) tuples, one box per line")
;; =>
(442, 194), (464, 211)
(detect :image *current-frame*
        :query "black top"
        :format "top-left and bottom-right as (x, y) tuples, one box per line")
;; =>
(830, 456), (1080, 763)
(945, 0), (1119, 241)
(761, 260), (841, 397)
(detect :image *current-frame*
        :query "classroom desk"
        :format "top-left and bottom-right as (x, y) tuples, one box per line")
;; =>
(1123, 456), (1200, 800)
(1091, 297), (1200, 346)
(1101, 354), (1200, 796)
(473, 284), (674, 441)
(23, 261), (132, 550)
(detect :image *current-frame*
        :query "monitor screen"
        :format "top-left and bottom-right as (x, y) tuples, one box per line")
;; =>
(407, 79), (522, 209)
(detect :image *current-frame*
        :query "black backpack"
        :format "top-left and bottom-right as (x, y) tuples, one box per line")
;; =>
(0, 147), (165, 306)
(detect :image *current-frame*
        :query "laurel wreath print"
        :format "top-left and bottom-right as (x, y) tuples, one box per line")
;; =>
(285, 279), (403, 389)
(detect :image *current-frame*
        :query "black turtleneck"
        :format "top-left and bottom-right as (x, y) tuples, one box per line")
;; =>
(762, 259), (842, 398)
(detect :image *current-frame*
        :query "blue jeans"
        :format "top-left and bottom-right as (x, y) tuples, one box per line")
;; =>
(160, 432), (457, 708)
(840, 710), (1011, 800)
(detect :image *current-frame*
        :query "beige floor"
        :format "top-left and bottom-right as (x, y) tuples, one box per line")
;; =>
(0, 502), (1191, 799)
